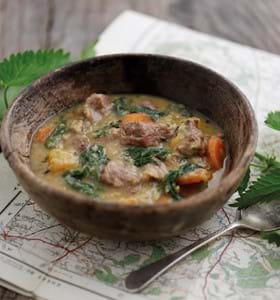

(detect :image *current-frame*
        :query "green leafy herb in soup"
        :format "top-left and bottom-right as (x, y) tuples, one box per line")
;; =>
(31, 94), (227, 205)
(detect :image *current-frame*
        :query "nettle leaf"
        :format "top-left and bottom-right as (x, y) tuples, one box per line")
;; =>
(254, 152), (280, 171)
(113, 96), (166, 120)
(93, 120), (120, 138)
(63, 173), (99, 197)
(0, 49), (70, 87)
(126, 146), (169, 167)
(261, 230), (280, 247)
(0, 86), (23, 119)
(265, 111), (280, 131)
(113, 97), (131, 116)
(80, 39), (98, 60)
(234, 167), (280, 209)
(44, 120), (66, 149)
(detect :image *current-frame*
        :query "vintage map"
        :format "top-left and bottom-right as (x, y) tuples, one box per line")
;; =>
(0, 11), (280, 300)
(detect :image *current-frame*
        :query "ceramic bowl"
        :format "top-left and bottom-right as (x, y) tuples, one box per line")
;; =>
(0, 54), (258, 240)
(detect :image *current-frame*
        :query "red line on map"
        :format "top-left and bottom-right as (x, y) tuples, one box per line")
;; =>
(1, 229), (68, 250)
(201, 208), (233, 300)
(202, 235), (233, 300)
(51, 236), (92, 263)
(1, 229), (93, 264)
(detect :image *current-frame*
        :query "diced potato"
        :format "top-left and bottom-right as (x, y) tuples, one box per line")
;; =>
(48, 149), (79, 173)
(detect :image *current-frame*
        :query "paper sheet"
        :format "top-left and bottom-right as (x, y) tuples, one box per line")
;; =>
(0, 11), (279, 300)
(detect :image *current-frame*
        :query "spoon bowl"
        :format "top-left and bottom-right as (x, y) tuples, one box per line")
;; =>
(240, 200), (280, 231)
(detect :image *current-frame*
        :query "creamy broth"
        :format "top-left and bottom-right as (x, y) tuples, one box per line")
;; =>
(31, 94), (227, 205)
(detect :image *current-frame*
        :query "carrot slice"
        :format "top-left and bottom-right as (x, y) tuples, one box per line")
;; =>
(207, 135), (225, 170)
(177, 168), (212, 185)
(35, 126), (54, 143)
(121, 113), (152, 126)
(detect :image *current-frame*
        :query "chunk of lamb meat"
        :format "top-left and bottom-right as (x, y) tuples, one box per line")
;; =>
(101, 161), (140, 187)
(120, 122), (176, 147)
(73, 136), (90, 152)
(61, 133), (90, 153)
(142, 161), (168, 181)
(178, 118), (207, 157)
(83, 93), (112, 123)
(158, 124), (177, 140)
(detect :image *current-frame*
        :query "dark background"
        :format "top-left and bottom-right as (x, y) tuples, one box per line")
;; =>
(0, 0), (279, 298)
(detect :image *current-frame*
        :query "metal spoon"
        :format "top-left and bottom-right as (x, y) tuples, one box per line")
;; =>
(125, 200), (280, 293)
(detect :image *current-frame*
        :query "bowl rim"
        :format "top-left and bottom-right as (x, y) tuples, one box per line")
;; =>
(0, 53), (258, 214)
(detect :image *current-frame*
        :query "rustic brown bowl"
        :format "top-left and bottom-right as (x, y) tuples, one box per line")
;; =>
(0, 54), (257, 241)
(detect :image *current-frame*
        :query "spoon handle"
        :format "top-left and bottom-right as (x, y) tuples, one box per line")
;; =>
(125, 222), (242, 292)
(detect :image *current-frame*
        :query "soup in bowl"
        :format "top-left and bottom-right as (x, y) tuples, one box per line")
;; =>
(0, 54), (257, 240)
(31, 94), (227, 205)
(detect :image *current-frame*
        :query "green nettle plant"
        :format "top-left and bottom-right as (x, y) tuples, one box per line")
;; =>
(0, 40), (97, 120)
(0, 42), (279, 246)
(231, 111), (280, 246)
